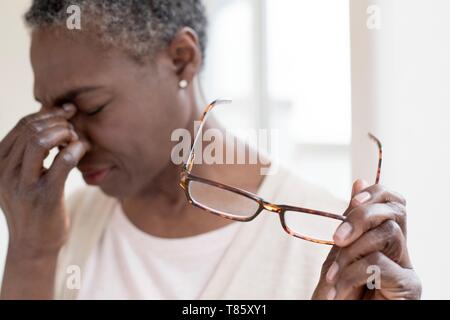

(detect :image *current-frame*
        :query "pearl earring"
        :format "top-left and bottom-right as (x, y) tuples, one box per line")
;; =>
(178, 79), (188, 89)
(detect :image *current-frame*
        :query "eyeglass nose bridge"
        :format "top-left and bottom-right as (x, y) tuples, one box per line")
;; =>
(262, 202), (282, 213)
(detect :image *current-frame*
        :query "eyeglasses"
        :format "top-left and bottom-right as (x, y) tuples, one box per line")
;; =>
(179, 99), (382, 245)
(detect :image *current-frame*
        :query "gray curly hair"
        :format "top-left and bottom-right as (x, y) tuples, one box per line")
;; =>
(24, 0), (208, 62)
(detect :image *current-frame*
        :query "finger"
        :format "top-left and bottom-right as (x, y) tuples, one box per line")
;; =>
(332, 252), (419, 300)
(2, 132), (28, 182)
(321, 180), (368, 289)
(333, 202), (406, 247)
(18, 104), (77, 132)
(343, 179), (370, 216)
(29, 103), (77, 122)
(26, 116), (74, 134)
(334, 252), (392, 300)
(45, 140), (90, 193)
(321, 245), (341, 275)
(0, 104), (76, 160)
(351, 179), (370, 198)
(20, 125), (79, 186)
(0, 127), (21, 160)
(350, 184), (407, 235)
(350, 184), (407, 209)
(29, 104), (77, 132)
(328, 220), (412, 284)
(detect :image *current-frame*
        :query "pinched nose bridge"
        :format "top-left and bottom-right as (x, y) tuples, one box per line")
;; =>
(263, 203), (282, 213)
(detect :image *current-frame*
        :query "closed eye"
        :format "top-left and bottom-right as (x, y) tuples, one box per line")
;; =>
(86, 105), (106, 116)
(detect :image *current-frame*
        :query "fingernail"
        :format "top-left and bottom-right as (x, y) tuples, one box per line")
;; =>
(327, 287), (337, 300)
(63, 151), (75, 163)
(63, 143), (84, 163)
(326, 262), (339, 283)
(334, 222), (353, 243)
(62, 103), (76, 113)
(353, 191), (371, 204)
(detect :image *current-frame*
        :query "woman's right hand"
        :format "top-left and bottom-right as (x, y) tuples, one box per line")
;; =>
(0, 103), (89, 259)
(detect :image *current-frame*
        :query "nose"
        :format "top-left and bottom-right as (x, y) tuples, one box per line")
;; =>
(69, 113), (90, 144)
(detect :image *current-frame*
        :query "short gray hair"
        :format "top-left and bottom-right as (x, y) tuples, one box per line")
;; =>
(24, 0), (208, 62)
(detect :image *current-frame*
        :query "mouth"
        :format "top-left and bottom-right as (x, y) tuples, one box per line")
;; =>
(79, 165), (114, 185)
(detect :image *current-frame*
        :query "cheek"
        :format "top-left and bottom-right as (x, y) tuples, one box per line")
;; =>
(86, 93), (191, 171)
(84, 111), (136, 161)
(135, 102), (191, 154)
(88, 127), (128, 158)
(87, 114), (170, 168)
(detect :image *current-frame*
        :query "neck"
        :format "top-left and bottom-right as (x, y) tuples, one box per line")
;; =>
(121, 161), (239, 239)
(121, 111), (268, 239)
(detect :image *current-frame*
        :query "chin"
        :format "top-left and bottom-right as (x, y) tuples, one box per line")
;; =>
(97, 183), (131, 199)
(84, 174), (131, 199)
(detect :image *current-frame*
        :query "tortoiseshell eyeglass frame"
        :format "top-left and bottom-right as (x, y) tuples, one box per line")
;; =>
(179, 99), (383, 245)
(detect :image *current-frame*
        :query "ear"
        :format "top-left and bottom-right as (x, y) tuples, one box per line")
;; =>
(167, 27), (203, 86)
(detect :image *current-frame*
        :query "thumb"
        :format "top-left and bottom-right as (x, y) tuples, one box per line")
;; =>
(47, 140), (90, 194)
(314, 179), (371, 300)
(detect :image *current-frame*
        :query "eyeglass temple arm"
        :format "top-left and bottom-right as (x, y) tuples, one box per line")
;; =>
(368, 133), (383, 184)
(184, 99), (232, 172)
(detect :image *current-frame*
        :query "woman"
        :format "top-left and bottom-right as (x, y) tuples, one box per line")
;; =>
(0, 0), (420, 299)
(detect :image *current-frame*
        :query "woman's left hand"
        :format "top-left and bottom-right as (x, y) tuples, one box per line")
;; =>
(312, 180), (422, 300)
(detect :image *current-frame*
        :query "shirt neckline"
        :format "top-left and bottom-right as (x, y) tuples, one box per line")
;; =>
(109, 204), (242, 256)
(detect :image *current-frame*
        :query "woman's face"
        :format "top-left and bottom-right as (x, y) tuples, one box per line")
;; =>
(30, 27), (195, 198)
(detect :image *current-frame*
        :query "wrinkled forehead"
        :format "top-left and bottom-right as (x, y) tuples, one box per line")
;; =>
(30, 27), (109, 102)
(30, 27), (134, 104)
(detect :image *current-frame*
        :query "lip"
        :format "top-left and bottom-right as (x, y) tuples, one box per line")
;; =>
(79, 166), (114, 185)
